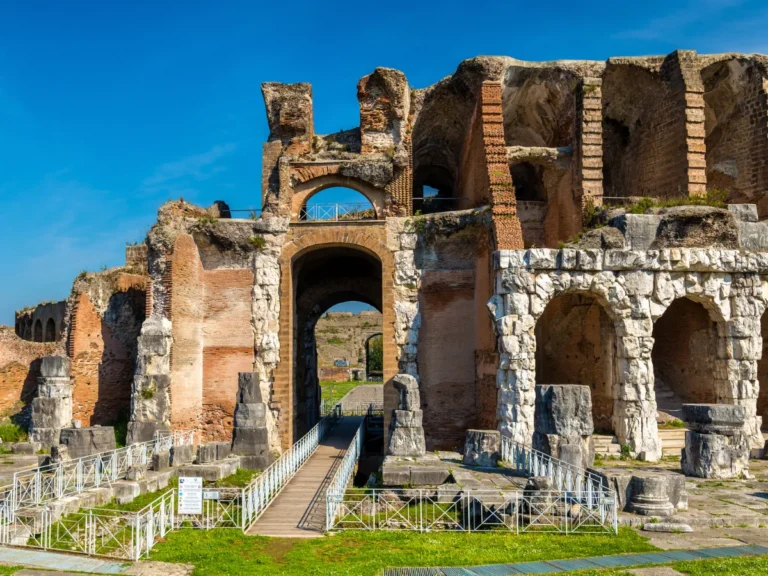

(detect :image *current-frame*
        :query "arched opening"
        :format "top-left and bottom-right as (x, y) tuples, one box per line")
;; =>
(292, 246), (383, 438)
(33, 319), (43, 343)
(44, 318), (56, 342)
(299, 187), (376, 221)
(511, 162), (547, 201)
(652, 298), (718, 422)
(365, 333), (383, 381)
(757, 312), (768, 431)
(413, 164), (456, 215)
(534, 293), (617, 433)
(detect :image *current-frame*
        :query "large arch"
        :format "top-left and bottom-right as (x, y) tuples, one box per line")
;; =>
(33, 320), (43, 343)
(290, 175), (386, 221)
(275, 225), (395, 448)
(44, 318), (56, 343)
(534, 292), (617, 433)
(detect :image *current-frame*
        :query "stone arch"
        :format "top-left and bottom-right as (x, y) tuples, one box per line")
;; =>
(33, 319), (43, 343)
(44, 318), (56, 342)
(652, 296), (720, 417)
(274, 226), (395, 448)
(364, 332), (383, 379)
(534, 291), (617, 433)
(290, 175), (385, 221)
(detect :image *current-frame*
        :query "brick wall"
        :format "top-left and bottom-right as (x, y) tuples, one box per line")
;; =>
(0, 327), (57, 416)
(574, 78), (604, 205)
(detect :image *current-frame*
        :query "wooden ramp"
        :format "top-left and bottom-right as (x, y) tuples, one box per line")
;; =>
(247, 416), (363, 538)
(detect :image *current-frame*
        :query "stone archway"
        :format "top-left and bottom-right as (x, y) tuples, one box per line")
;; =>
(274, 225), (395, 448)
(290, 175), (386, 221)
(534, 292), (617, 433)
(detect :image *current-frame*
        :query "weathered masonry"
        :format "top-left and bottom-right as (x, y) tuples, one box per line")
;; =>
(3, 50), (768, 461)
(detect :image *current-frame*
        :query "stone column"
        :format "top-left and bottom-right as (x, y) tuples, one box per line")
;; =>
(533, 384), (595, 469)
(681, 404), (750, 479)
(717, 274), (765, 449)
(232, 372), (272, 469)
(29, 356), (73, 448)
(127, 317), (173, 444)
(386, 374), (425, 457)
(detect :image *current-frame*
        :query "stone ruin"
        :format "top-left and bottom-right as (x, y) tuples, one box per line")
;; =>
(533, 385), (595, 469)
(0, 50), (768, 482)
(29, 356), (73, 447)
(231, 372), (272, 469)
(681, 404), (751, 479)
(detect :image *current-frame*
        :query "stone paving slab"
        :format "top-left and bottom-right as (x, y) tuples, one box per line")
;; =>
(0, 545), (129, 573)
(383, 545), (768, 575)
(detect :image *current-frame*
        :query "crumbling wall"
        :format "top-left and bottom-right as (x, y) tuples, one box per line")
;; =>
(15, 301), (67, 342)
(0, 327), (59, 418)
(69, 271), (146, 426)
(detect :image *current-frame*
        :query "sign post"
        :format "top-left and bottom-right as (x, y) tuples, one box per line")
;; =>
(178, 477), (203, 515)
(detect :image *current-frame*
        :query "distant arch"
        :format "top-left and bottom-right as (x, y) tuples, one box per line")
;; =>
(365, 332), (383, 380)
(44, 318), (56, 342)
(33, 320), (43, 343)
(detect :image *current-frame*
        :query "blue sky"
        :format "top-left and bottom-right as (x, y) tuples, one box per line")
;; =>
(1, 0), (767, 324)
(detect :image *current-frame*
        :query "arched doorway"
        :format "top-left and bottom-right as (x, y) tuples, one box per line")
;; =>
(33, 319), (43, 343)
(652, 298), (718, 422)
(292, 246), (383, 438)
(365, 333), (383, 381)
(44, 318), (56, 342)
(756, 312), (768, 431)
(534, 293), (617, 433)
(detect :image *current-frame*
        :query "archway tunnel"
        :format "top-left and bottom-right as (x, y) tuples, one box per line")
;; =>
(534, 293), (617, 434)
(292, 245), (383, 438)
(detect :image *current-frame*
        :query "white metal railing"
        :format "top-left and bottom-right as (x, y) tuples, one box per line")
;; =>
(500, 436), (608, 496)
(240, 405), (342, 530)
(327, 488), (617, 534)
(326, 419), (365, 530)
(154, 429), (197, 446)
(1, 431), (195, 520)
(299, 203), (376, 222)
(0, 488), (175, 560)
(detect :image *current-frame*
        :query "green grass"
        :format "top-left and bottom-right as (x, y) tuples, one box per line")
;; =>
(659, 419), (686, 429)
(320, 380), (378, 405)
(0, 422), (27, 443)
(0, 567), (20, 574)
(149, 527), (654, 576)
(96, 478), (178, 512)
(211, 468), (260, 488)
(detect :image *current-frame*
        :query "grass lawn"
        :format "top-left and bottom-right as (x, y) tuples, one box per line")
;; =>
(0, 567), (20, 575)
(320, 380), (378, 406)
(150, 527), (655, 576)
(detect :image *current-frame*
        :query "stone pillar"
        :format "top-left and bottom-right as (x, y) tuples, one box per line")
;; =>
(463, 430), (501, 467)
(614, 315), (662, 462)
(231, 372), (272, 469)
(717, 274), (765, 449)
(127, 317), (173, 444)
(29, 356), (73, 448)
(261, 82), (313, 155)
(533, 384), (595, 469)
(681, 404), (750, 479)
(387, 374), (425, 457)
(357, 67), (410, 155)
(574, 77), (604, 207)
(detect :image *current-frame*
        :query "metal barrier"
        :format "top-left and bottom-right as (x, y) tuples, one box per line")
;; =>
(299, 203), (376, 221)
(1, 430), (196, 520)
(326, 418), (365, 530)
(500, 436), (608, 496)
(240, 405), (341, 530)
(327, 488), (617, 534)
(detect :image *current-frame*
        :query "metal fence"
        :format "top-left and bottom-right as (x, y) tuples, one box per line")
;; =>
(327, 488), (617, 534)
(500, 436), (608, 496)
(241, 405), (342, 531)
(326, 419), (364, 530)
(299, 203), (376, 221)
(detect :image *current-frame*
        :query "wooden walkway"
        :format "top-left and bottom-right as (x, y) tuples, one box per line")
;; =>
(247, 416), (363, 538)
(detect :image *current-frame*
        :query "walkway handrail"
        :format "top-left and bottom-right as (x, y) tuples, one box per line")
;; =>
(240, 405), (342, 531)
(299, 203), (376, 222)
(325, 417), (365, 530)
(0, 431), (190, 519)
(500, 435), (610, 496)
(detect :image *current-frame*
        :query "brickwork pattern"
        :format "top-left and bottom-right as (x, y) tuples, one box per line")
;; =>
(575, 78), (604, 205)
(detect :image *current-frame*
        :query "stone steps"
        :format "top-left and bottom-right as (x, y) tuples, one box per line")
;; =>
(593, 434), (621, 456)
(659, 428), (687, 456)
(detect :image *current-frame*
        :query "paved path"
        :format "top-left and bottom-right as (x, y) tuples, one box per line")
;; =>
(383, 544), (768, 575)
(247, 417), (363, 538)
(340, 383), (382, 408)
(0, 546), (129, 573)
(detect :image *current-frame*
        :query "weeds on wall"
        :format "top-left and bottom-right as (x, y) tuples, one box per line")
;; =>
(248, 236), (266, 251)
(626, 188), (728, 214)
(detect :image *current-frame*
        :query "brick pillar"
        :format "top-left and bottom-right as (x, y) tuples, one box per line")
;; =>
(574, 78), (604, 207)
(482, 81), (524, 250)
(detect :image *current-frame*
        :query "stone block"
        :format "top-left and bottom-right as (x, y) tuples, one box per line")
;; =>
(59, 427), (116, 459)
(629, 475), (675, 517)
(127, 421), (168, 445)
(739, 222), (768, 251)
(231, 427), (269, 456)
(30, 397), (68, 430)
(591, 469), (687, 512)
(170, 444), (195, 466)
(462, 429), (501, 468)
(409, 466), (450, 486)
(533, 433), (595, 469)
(609, 214), (661, 250)
(534, 385), (594, 438)
(40, 356), (71, 379)
(112, 481), (141, 505)
(152, 450), (170, 471)
(393, 374), (420, 410)
(176, 457), (240, 482)
(29, 428), (60, 448)
(197, 443), (218, 464)
(388, 426), (426, 457)
(682, 404), (746, 435)
(233, 403), (266, 427)
(237, 372), (264, 404)
(381, 463), (411, 486)
(214, 441), (231, 461)
(729, 203), (759, 222)
(239, 454), (274, 470)
(390, 410), (422, 428)
(125, 466), (145, 481)
(11, 442), (35, 455)
(682, 430), (750, 479)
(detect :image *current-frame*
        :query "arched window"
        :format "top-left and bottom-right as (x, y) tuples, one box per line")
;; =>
(300, 187), (376, 221)
(33, 320), (43, 343)
(45, 318), (56, 342)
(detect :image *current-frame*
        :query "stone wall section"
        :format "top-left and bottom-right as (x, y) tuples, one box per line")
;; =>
(491, 247), (768, 461)
(574, 78), (604, 206)
(0, 327), (59, 416)
(315, 311), (383, 378)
